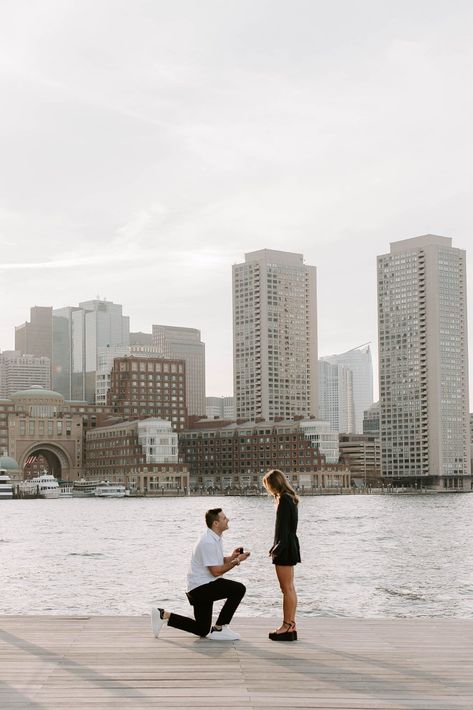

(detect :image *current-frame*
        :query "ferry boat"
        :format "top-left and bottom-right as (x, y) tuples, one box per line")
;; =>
(20, 473), (60, 499)
(94, 481), (127, 498)
(0, 468), (13, 499)
(59, 484), (73, 498)
(72, 479), (99, 497)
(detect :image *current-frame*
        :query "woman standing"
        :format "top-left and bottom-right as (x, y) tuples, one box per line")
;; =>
(262, 469), (301, 641)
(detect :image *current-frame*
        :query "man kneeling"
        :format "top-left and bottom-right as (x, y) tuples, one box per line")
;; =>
(152, 508), (250, 641)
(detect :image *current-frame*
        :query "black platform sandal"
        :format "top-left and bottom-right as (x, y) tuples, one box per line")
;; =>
(269, 620), (297, 642)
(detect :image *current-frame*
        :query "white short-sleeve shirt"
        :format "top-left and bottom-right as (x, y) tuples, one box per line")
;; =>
(186, 528), (224, 592)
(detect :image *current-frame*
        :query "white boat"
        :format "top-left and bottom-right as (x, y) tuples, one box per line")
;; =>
(20, 473), (60, 499)
(72, 479), (99, 497)
(59, 485), (73, 498)
(94, 481), (127, 498)
(0, 468), (13, 499)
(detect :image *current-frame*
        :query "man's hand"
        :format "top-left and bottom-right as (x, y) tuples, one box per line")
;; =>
(230, 548), (251, 561)
(232, 551), (251, 565)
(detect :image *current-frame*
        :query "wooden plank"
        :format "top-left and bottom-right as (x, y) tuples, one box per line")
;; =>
(1, 616), (473, 709)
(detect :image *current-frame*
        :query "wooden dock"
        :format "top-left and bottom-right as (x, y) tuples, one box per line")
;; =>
(0, 616), (472, 709)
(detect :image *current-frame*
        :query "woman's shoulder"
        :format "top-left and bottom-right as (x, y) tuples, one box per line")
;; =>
(279, 492), (297, 506)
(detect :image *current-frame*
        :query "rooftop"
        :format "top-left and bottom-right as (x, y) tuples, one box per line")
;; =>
(10, 385), (64, 401)
(389, 234), (453, 253)
(0, 455), (19, 470)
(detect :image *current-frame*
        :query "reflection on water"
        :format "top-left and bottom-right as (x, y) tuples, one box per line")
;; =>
(1, 494), (473, 617)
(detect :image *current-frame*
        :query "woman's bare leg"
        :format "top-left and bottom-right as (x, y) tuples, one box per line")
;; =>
(275, 565), (297, 632)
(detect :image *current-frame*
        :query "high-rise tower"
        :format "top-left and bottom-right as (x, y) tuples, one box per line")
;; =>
(15, 306), (53, 362)
(52, 300), (129, 402)
(318, 360), (355, 434)
(320, 345), (373, 434)
(233, 249), (318, 422)
(377, 235), (470, 489)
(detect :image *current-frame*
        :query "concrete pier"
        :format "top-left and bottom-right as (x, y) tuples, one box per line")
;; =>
(0, 616), (472, 709)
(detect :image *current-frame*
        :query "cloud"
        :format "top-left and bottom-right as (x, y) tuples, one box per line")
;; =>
(0, 251), (134, 270)
(0, 1), (473, 397)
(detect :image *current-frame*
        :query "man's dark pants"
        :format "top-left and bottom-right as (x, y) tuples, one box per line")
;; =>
(167, 578), (246, 637)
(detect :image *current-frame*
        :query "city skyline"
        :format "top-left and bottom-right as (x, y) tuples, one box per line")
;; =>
(1, 2), (473, 398)
(1, 236), (472, 402)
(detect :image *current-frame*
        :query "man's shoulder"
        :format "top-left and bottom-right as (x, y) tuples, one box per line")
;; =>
(194, 529), (214, 548)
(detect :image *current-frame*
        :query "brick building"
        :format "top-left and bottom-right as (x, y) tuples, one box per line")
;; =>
(86, 418), (189, 493)
(108, 356), (187, 431)
(0, 398), (15, 457)
(179, 419), (350, 491)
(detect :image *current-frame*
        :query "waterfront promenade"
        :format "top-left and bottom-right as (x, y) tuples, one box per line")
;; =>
(0, 616), (472, 709)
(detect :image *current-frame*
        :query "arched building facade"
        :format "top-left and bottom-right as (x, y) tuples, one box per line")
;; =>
(1, 386), (111, 481)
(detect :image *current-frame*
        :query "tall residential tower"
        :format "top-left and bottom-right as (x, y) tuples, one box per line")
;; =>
(377, 235), (470, 489)
(233, 249), (318, 422)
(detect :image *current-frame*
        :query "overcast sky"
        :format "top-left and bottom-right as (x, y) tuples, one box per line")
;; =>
(1, 1), (472, 399)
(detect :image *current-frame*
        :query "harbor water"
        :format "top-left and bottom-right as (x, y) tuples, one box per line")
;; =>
(1, 494), (473, 618)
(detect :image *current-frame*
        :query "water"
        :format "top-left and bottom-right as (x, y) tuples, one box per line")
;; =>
(2, 494), (473, 618)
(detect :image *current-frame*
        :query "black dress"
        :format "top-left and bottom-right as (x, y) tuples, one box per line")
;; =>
(269, 493), (301, 566)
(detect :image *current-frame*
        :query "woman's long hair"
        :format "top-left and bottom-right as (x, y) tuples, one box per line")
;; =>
(262, 469), (299, 504)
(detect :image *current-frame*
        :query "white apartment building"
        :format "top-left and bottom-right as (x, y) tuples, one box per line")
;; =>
(377, 235), (470, 489)
(320, 345), (373, 434)
(206, 396), (235, 420)
(137, 419), (178, 464)
(298, 420), (340, 463)
(233, 249), (318, 422)
(0, 351), (51, 398)
(318, 360), (355, 434)
(153, 325), (206, 417)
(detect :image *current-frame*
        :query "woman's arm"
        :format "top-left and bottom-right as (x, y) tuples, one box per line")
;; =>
(270, 494), (291, 554)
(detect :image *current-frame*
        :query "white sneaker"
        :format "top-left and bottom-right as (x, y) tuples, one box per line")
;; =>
(208, 625), (240, 641)
(151, 607), (167, 638)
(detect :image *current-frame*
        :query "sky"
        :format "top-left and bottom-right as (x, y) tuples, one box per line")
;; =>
(0, 0), (472, 399)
